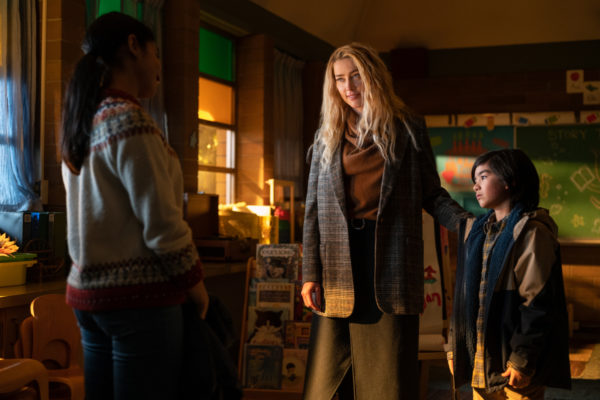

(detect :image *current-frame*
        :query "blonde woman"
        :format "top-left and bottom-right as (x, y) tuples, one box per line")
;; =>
(301, 43), (469, 399)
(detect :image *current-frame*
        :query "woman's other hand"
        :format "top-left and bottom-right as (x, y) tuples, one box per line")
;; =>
(188, 280), (209, 319)
(301, 281), (323, 312)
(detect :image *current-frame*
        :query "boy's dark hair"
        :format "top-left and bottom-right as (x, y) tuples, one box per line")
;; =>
(471, 148), (540, 211)
(61, 12), (155, 174)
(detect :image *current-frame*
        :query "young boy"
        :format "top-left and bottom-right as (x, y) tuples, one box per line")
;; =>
(447, 149), (571, 399)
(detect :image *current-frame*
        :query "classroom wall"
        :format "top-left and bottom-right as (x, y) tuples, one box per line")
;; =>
(163, 0), (201, 193)
(388, 44), (600, 325)
(44, 0), (86, 212)
(301, 61), (325, 193)
(236, 34), (275, 205)
(390, 41), (600, 115)
(562, 247), (600, 325)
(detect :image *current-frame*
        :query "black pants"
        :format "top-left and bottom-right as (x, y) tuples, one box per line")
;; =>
(303, 219), (419, 400)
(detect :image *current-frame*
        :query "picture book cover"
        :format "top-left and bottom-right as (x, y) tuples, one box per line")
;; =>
(281, 348), (308, 391)
(247, 306), (290, 346)
(284, 321), (311, 349)
(293, 282), (304, 320)
(248, 277), (288, 308)
(256, 282), (295, 316)
(244, 344), (283, 389)
(256, 243), (301, 281)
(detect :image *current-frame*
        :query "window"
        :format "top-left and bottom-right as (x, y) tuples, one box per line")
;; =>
(197, 27), (236, 204)
(86, 0), (143, 25)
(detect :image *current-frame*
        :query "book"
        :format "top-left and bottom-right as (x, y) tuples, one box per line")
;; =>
(248, 277), (288, 308)
(256, 243), (301, 281)
(283, 321), (311, 349)
(247, 306), (289, 346)
(281, 348), (308, 391)
(243, 344), (283, 389)
(48, 212), (66, 261)
(256, 282), (295, 316)
(30, 212), (49, 244)
(301, 307), (313, 323)
(293, 282), (304, 320)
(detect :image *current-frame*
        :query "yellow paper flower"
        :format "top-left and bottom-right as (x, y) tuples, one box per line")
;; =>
(0, 233), (19, 257)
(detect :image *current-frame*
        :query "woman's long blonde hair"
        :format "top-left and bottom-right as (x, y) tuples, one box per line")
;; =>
(316, 42), (416, 167)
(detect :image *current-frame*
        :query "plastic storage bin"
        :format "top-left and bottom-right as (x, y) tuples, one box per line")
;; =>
(0, 253), (37, 287)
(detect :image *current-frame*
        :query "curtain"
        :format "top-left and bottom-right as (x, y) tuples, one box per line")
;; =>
(273, 50), (305, 197)
(0, 0), (41, 211)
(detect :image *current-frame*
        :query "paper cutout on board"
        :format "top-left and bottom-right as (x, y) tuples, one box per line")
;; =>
(456, 113), (510, 128)
(583, 82), (600, 105)
(513, 112), (576, 126)
(582, 111), (600, 124)
(592, 219), (600, 234)
(566, 69), (584, 93)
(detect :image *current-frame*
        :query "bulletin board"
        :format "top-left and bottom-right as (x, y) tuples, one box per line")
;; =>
(516, 125), (600, 242)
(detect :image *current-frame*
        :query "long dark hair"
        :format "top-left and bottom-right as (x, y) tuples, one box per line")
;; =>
(471, 148), (540, 211)
(61, 12), (155, 174)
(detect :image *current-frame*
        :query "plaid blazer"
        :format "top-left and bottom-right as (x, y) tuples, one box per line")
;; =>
(302, 116), (468, 317)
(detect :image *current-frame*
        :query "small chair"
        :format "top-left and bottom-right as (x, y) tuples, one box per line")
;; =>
(0, 358), (49, 400)
(14, 295), (84, 400)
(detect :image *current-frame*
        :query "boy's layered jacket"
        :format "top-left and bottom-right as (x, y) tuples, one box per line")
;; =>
(450, 207), (571, 392)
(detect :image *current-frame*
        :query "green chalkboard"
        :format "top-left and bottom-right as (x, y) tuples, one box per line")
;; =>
(516, 125), (600, 242)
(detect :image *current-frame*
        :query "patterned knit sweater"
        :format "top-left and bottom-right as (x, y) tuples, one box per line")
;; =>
(62, 90), (204, 311)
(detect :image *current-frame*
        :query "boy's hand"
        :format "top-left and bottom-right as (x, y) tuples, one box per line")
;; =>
(502, 366), (531, 389)
(447, 359), (454, 375)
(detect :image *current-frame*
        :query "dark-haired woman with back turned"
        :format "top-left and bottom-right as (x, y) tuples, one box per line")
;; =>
(61, 12), (208, 400)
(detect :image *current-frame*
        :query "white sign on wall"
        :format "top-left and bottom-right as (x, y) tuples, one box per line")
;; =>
(419, 211), (445, 351)
(566, 69), (584, 93)
(583, 81), (600, 105)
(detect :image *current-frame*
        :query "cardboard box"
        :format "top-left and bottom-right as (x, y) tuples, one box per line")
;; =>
(183, 193), (219, 239)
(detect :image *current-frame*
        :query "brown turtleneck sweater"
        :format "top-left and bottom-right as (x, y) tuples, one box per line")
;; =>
(342, 119), (384, 220)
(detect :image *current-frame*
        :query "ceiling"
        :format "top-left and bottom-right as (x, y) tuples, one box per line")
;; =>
(249, 0), (600, 51)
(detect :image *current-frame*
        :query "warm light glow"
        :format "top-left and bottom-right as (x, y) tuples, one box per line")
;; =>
(198, 109), (214, 121)
(198, 77), (234, 125)
(247, 205), (272, 217)
(197, 125), (230, 168)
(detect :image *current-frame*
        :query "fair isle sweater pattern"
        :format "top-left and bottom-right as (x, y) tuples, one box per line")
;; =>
(90, 99), (176, 157)
(64, 94), (203, 311)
